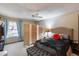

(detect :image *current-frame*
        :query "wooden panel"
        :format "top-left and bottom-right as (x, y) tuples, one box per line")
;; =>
(39, 26), (43, 35)
(23, 23), (30, 45)
(31, 24), (37, 43)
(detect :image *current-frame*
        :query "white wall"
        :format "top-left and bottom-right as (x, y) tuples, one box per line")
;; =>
(38, 12), (78, 43)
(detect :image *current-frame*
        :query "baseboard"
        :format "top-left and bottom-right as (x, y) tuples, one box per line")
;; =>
(5, 40), (23, 45)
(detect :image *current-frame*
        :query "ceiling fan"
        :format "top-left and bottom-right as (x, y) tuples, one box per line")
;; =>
(32, 12), (43, 19)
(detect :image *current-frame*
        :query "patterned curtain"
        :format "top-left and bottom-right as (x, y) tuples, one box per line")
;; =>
(3, 17), (8, 40)
(17, 20), (23, 41)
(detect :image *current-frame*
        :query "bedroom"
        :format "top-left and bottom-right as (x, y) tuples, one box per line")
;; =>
(0, 3), (78, 56)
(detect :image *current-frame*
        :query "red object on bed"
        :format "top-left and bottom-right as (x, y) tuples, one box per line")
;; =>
(52, 33), (60, 40)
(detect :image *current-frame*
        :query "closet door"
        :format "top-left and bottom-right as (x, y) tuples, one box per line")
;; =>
(31, 24), (37, 43)
(39, 26), (43, 37)
(23, 23), (30, 45)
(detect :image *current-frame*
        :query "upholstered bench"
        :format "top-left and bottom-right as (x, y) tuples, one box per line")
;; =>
(27, 46), (51, 56)
(26, 41), (57, 56)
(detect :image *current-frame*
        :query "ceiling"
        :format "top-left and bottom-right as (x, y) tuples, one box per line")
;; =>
(0, 3), (79, 21)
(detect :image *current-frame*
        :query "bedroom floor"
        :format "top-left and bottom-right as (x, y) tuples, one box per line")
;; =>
(4, 42), (77, 56)
(4, 42), (27, 56)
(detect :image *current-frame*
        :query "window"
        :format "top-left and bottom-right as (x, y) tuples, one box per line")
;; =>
(7, 21), (19, 38)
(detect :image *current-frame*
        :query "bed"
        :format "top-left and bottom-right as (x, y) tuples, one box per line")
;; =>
(26, 27), (74, 56)
(48, 27), (73, 56)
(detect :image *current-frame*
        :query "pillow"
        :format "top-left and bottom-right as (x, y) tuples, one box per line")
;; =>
(39, 32), (54, 42)
(60, 34), (69, 39)
(39, 32), (54, 39)
(47, 32), (54, 38)
(52, 33), (60, 40)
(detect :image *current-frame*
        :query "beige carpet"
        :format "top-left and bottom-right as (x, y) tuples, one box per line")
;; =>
(4, 42), (27, 56)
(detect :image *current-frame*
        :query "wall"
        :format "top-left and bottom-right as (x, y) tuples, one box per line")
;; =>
(38, 12), (78, 43)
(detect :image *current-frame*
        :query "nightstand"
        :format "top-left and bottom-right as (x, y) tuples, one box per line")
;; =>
(71, 43), (79, 55)
(74, 47), (79, 55)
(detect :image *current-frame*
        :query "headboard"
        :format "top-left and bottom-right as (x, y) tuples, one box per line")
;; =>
(50, 27), (74, 40)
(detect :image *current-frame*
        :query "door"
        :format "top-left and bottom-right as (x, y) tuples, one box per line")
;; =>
(31, 24), (37, 43)
(23, 23), (30, 45)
